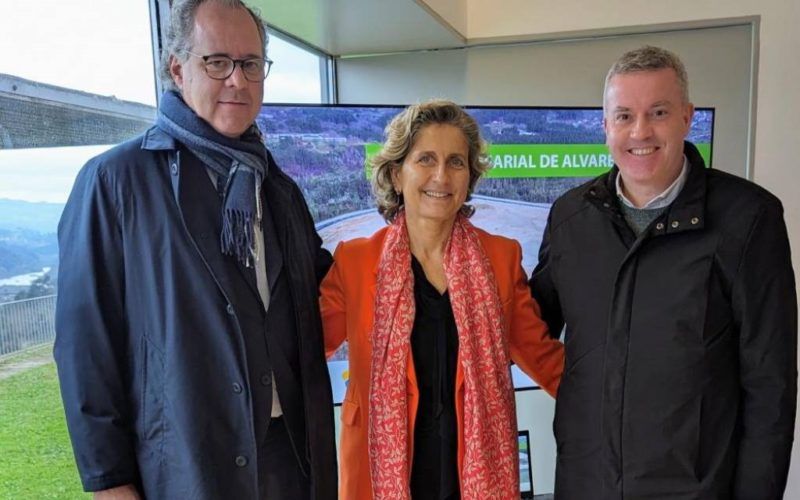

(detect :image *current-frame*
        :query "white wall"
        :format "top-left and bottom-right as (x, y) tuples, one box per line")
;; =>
(515, 389), (557, 493)
(337, 49), (468, 104)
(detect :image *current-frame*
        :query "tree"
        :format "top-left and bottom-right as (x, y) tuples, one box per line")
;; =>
(14, 273), (55, 301)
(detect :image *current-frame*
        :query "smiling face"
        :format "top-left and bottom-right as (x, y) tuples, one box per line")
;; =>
(604, 68), (694, 203)
(392, 124), (471, 227)
(169, 2), (264, 138)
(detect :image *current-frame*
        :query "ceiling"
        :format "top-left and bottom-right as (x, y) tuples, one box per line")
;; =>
(252, 0), (465, 56)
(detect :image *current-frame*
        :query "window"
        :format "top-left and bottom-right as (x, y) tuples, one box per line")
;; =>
(0, 3), (333, 497)
(263, 31), (329, 104)
(0, 1), (156, 497)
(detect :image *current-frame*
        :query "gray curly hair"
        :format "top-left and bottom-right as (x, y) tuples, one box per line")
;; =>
(604, 45), (690, 108)
(159, 0), (269, 93)
(371, 100), (490, 223)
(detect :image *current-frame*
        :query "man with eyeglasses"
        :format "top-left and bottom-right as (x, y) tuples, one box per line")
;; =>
(54, 1), (336, 499)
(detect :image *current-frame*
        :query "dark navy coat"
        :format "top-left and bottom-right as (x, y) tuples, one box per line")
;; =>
(531, 142), (797, 499)
(54, 127), (337, 499)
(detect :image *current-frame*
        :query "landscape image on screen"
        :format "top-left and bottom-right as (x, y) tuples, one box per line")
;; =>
(257, 104), (714, 400)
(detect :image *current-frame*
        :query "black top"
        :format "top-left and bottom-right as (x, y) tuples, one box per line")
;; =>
(409, 256), (461, 500)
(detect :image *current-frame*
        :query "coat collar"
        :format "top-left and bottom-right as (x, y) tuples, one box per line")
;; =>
(140, 125), (177, 151)
(584, 141), (707, 237)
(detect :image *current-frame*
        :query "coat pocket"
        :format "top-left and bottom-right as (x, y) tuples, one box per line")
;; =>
(139, 335), (166, 443)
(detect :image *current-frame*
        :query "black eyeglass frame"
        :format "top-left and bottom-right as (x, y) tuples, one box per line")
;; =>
(185, 51), (274, 82)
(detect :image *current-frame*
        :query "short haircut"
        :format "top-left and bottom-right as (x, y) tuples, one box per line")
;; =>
(371, 100), (490, 223)
(159, 0), (269, 92)
(603, 45), (690, 108)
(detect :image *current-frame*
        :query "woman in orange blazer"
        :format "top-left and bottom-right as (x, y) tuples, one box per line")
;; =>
(320, 101), (564, 500)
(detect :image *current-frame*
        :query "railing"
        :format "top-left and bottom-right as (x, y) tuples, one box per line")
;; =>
(0, 294), (56, 358)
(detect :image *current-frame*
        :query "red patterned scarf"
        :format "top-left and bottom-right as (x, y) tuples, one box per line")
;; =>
(368, 212), (518, 499)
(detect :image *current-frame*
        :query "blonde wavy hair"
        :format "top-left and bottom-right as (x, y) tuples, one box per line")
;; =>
(371, 100), (490, 223)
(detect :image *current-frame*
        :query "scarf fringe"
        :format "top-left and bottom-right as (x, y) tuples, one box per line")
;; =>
(221, 209), (256, 267)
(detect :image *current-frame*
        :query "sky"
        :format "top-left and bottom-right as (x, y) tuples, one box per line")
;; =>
(0, 146), (112, 203)
(0, 0), (158, 105)
(0, 0), (323, 203)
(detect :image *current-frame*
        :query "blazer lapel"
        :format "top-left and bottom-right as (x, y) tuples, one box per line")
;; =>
(177, 149), (260, 303)
(260, 186), (284, 295)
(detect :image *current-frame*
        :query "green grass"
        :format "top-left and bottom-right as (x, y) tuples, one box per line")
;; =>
(0, 361), (88, 499)
(0, 344), (53, 368)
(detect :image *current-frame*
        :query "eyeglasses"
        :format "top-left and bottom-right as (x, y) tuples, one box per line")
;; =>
(185, 51), (273, 82)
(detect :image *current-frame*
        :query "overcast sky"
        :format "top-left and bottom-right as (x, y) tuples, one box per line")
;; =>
(0, 0), (158, 105)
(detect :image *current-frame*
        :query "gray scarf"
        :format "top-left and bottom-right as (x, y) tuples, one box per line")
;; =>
(156, 90), (268, 267)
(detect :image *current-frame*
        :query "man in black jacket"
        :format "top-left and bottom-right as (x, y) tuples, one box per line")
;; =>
(530, 45), (797, 499)
(54, 1), (336, 498)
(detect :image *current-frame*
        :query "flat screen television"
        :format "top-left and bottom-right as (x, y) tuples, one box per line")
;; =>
(256, 104), (715, 403)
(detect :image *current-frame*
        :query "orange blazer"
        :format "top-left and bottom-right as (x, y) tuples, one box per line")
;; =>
(320, 225), (564, 500)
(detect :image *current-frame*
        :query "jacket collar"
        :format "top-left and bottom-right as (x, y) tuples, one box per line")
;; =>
(662, 141), (707, 234)
(585, 141), (707, 237)
(140, 125), (177, 151)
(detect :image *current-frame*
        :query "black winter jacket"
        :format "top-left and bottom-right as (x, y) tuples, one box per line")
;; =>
(530, 142), (797, 499)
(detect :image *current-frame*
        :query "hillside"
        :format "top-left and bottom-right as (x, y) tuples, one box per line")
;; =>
(0, 199), (62, 279)
(0, 199), (64, 234)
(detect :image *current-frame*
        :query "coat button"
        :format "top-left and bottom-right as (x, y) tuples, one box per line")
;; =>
(232, 382), (243, 393)
(235, 455), (248, 467)
(602, 202), (610, 208)
(170, 163), (178, 176)
(671, 221), (680, 228)
(226, 303), (235, 315)
(691, 217), (700, 225)
(656, 222), (664, 230)
(260, 373), (271, 386)
(589, 189), (596, 196)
